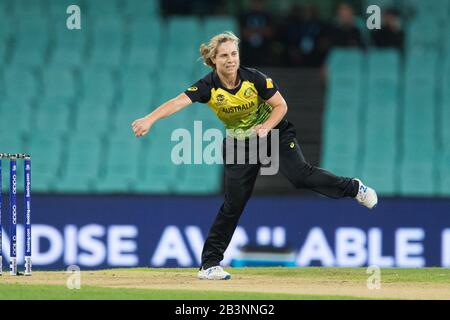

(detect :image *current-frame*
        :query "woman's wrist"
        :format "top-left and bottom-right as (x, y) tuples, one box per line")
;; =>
(145, 114), (155, 123)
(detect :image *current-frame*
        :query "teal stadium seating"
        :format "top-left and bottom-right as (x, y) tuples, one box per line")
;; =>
(125, 17), (162, 71)
(27, 134), (64, 192)
(42, 66), (76, 100)
(204, 17), (240, 41)
(95, 135), (142, 193)
(439, 150), (450, 195)
(51, 24), (89, 67)
(322, 43), (447, 196)
(121, 0), (160, 17)
(0, 100), (33, 138)
(322, 49), (363, 177)
(75, 101), (111, 135)
(88, 18), (124, 68)
(56, 136), (103, 193)
(3, 67), (38, 104)
(2, 0), (448, 197)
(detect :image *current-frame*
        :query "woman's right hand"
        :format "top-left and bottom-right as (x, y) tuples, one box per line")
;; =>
(131, 115), (153, 138)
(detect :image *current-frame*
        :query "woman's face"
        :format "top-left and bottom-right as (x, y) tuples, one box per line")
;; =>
(212, 40), (240, 77)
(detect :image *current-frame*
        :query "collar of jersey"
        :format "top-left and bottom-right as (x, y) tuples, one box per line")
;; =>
(213, 69), (243, 95)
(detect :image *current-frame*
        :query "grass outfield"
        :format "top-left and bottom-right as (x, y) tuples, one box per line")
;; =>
(0, 267), (449, 300)
(0, 284), (363, 300)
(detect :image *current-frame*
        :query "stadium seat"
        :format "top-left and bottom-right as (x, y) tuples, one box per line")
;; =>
(163, 44), (198, 73)
(0, 129), (26, 155)
(125, 17), (162, 69)
(0, 100), (33, 136)
(327, 74), (363, 99)
(84, 0), (120, 17)
(438, 149), (450, 195)
(126, 43), (160, 71)
(203, 17), (239, 40)
(400, 163), (436, 196)
(367, 49), (400, 76)
(0, 0), (7, 14)
(50, 27), (88, 67)
(403, 106), (435, 142)
(367, 81), (399, 105)
(3, 68), (38, 103)
(80, 68), (116, 104)
(88, 18), (124, 68)
(326, 50), (363, 111)
(445, 25), (450, 55)
(10, 14), (49, 67)
(327, 49), (364, 76)
(360, 164), (397, 195)
(95, 136), (142, 192)
(405, 50), (439, 82)
(128, 17), (162, 45)
(403, 136), (436, 167)
(56, 136), (103, 193)
(11, 0), (45, 16)
(0, 11), (12, 43)
(118, 67), (156, 110)
(441, 102), (450, 146)
(412, 0), (450, 24)
(364, 115), (397, 158)
(323, 108), (359, 137)
(35, 101), (72, 135)
(0, 42), (6, 66)
(407, 19), (443, 52)
(74, 103), (111, 135)
(135, 142), (179, 193)
(167, 17), (203, 49)
(321, 139), (358, 177)
(42, 67), (76, 100)
(174, 163), (223, 194)
(27, 134), (64, 192)
(121, 0), (160, 17)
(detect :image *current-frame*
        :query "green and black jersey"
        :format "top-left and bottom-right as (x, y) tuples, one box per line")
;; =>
(184, 66), (279, 139)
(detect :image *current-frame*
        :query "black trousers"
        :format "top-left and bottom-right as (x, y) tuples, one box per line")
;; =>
(201, 119), (358, 269)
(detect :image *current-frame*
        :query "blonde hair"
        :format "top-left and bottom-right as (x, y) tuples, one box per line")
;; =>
(199, 31), (240, 69)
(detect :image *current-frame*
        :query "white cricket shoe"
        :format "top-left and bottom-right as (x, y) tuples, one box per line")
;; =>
(354, 178), (378, 209)
(198, 266), (231, 280)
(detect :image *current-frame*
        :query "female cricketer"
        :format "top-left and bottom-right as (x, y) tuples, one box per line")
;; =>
(132, 32), (377, 280)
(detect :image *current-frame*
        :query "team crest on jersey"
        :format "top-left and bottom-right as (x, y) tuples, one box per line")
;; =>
(216, 94), (227, 106)
(187, 86), (198, 92)
(243, 87), (257, 98)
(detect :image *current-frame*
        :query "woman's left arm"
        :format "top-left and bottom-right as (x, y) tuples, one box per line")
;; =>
(254, 91), (288, 137)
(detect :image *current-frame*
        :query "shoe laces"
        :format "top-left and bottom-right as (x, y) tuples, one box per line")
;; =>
(207, 266), (223, 274)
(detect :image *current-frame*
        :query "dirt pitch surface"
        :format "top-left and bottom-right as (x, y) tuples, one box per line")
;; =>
(1, 268), (449, 300)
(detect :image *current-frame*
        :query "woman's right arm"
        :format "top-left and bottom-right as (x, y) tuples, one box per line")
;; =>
(132, 93), (193, 138)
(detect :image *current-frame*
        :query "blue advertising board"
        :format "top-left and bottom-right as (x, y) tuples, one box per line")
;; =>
(1, 195), (449, 270)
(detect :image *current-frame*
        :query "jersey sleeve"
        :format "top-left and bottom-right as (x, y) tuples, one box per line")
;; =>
(252, 69), (279, 101)
(184, 78), (211, 103)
